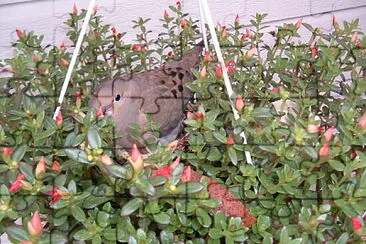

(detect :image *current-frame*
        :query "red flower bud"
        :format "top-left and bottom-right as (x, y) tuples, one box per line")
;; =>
(152, 165), (171, 178)
(111, 27), (117, 34)
(351, 151), (357, 159)
(358, 113), (366, 129)
(32, 56), (40, 62)
(194, 112), (204, 119)
(272, 87), (280, 93)
(164, 10), (169, 19)
(226, 137), (234, 146)
(76, 91), (82, 99)
(56, 111), (63, 126)
(351, 217), (362, 230)
(51, 161), (60, 171)
(176, 1), (181, 10)
(2, 147), (13, 159)
(28, 210), (42, 237)
(72, 3), (78, 14)
(59, 43), (66, 51)
(235, 14), (240, 25)
(9, 177), (23, 192)
(35, 156), (47, 177)
(236, 95), (245, 111)
(312, 47), (318, 58)
(215, 66), (223, 78)
(60, 58), (69, 67)
(16, 29), (24, 39)
(181, 18), (188, 29)
(319, 143), (329, 157)
(203, 51), (212, 63)
(225, 59), (235, 72)
(295, 18), (303, 30)
(181, 166), (192, 182)
(96, 107), (104, 119)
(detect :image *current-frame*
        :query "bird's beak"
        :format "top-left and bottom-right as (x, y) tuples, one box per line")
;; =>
(103, 101), (114, 116)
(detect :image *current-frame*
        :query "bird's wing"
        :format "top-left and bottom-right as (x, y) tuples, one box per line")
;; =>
(132, 66), (194, 137)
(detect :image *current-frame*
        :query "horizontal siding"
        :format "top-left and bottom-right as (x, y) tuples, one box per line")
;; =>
(0, 0), (365, 60)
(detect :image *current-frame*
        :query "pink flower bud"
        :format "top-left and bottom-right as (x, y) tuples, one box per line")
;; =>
(225, 59), (235, 72)
(176, 1), (181, 10)
(221, 27), (228, 39)
(16, 29), (24, 39)
(59, 43), (66, 51)
(236, 95), (245, 111)
(27, 210), (42, 237)
(164, 10), (169, 19)
(332, 14), (338, 26)
(351, 31), (358, 43)
(171, 157), (180, 170)
(101, 154), (113, 166)
(319, 144), (329, 157)
(129, 144), (144, 173)
(9, 176), (23, 193)
(194, 112), (205, 120)
(312, 47), (318, 58)
(181, 166), (192, 182)
(351, 217), (362, 230)
(323, 126), (335, 142)
(199, 66), (207, 78)
(295, 18), (303, 30)
(72, 3), (78, 14)
(307, 124), (325, 134)
(35, 156), (47, 177)
(56, 111), (63, 126)
(51, 161), (60, 171)
(358, 113), (366, 129)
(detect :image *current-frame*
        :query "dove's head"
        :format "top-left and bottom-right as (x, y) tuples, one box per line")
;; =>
(89, 78), (131, 118)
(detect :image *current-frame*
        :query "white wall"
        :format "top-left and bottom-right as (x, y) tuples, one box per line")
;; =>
(0, 0), (365, 60)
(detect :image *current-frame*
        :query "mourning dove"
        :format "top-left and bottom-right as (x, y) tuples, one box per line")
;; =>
(89, 42), (203, 150)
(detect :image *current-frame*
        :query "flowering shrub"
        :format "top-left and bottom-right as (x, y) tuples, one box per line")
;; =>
(1, 2), (366, 243)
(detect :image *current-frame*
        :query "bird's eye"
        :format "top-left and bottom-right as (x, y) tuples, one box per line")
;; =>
(114, 93), (122, 102)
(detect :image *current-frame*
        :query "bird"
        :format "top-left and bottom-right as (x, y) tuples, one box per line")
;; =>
(89, 42), (204, 151)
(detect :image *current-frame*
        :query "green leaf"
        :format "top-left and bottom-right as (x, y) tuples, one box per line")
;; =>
(73, 229), (94, 240)
(19, 162), (34, 181)
(160, 230), (174, 244)
(64, 149), (92, 164)
(213, 132), (227, 144)
(328, 160), (345, 171)
(304, 146), (318, 159)
(153, 212), (170, 225)
(107, 165), (128, 179)
(6, 226), (29, 241)
(279, 227), (290, 244)
(206, 147), (222, 161)
(335, 232), (349, 244)
(196, 208), (212, 228)
(71, 205), (86, 222)
(135, 178), (155, 196)
(12, 144), (27, 162)
(177, 182), (204, 194)
(227, 147), (238, 165)
(259, 145), (277, 154)
(96, 211), (110, 228)
(87, 126), (102, 149)
(209, 228), (223, 239)
(121, 198), (144, 216)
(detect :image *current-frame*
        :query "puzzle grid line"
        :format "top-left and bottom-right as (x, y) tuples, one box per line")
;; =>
(0, 1), (365, 242)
